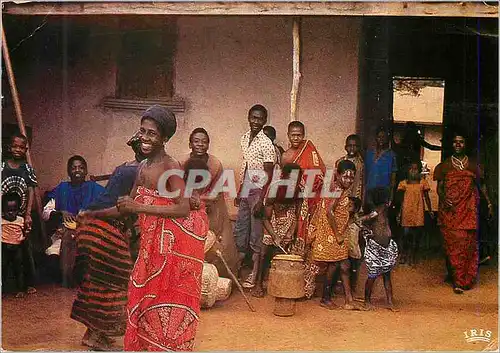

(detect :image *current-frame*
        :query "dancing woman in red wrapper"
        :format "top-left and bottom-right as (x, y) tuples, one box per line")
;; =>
(282, 121), (326, 298)
(117, 106), (208, 351)
(434, 131), (493, 295)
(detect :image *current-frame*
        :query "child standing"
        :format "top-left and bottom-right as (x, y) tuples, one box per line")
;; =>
(1, 133), (38, 294)
(396, 160), (433, 265)
(345, 197), (364, 295)
(309, 160), (358, 310)
(2, 193), (27, 298)
(331, 135), (364, 295)
(362, 187), (399, 311)
(253, 163), (301, 298)
(335, 134), (364, 202)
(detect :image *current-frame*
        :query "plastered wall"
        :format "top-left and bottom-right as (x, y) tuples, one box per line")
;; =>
(4, 16), (361, 213)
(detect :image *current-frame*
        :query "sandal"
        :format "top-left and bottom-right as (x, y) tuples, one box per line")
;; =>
(320, 300), (337, 310)
(342, 303), (360, 311)
(15, 292), (26, 298)
(242, 272), (256, 289)
(26, 287), (37, 295)
(362, 302), (375, 311)
(453, 287), (464, 294)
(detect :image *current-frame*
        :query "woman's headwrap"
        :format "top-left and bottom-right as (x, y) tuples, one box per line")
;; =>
(141, 105), (177, 139)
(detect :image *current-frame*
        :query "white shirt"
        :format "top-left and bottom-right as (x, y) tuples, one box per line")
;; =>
(239, 130), (276, 189)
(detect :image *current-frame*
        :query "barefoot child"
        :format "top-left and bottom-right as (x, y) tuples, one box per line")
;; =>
(335, 134), (364, 202)
(1, 133), (38, 294)
(362, 187), (399, 311)
(342, 197), (381, 297)
(310, 160), (358, 310)
(345, 197), (363, 295)
(396, 160), (433, 265)
(2, 193), (27, 298)
(252, 163), (301, 298)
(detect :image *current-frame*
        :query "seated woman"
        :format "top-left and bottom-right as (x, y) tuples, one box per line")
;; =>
(72, 133), (144, 350)
(43, 155), (105, 287)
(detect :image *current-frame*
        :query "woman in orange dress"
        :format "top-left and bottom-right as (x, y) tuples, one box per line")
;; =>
(434, 132), (493, 294)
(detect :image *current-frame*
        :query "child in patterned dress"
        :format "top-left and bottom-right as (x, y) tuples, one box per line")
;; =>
(252, 163), (301, 298)
(309, 160), (359, 310)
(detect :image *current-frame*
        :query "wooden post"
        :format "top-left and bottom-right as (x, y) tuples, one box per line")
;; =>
(290, 17), (301, 122)
(2, 25), (48, 244)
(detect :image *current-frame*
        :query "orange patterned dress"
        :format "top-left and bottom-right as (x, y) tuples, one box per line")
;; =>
(124, 186), (208, 351)
(397, 179), (431, 227)
(310, 191), (350, 263)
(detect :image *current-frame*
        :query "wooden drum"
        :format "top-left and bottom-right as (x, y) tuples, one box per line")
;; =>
(268, 254), (305, 299)
(267, 254), (305, 317)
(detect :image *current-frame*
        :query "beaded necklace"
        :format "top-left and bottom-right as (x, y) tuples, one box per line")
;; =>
(451, 155), (468, 171)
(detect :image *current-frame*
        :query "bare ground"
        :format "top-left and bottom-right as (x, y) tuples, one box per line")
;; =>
(2, 258), (498, 351)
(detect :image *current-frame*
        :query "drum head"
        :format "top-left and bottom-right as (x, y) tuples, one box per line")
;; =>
(272, 254), (303, 262)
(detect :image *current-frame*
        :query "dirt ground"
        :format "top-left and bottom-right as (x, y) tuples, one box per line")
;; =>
(2, 258), (498, 351)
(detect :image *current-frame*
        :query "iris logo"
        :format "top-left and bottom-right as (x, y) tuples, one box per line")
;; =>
(463, 328), (492, 343)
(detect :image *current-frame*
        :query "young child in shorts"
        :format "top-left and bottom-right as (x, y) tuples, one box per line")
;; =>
(2, 193), (27, 298)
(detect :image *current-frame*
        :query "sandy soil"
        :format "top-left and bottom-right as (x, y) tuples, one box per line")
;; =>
(2, 258), (498, 351)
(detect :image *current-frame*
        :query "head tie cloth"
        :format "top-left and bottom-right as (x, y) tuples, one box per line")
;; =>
(141, 105), (177, 139)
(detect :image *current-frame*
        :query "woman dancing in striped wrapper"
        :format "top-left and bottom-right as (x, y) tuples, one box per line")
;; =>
(72, 132), (144, 350)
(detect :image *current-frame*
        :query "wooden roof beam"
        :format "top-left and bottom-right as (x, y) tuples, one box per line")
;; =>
(3, 1), (498, 18)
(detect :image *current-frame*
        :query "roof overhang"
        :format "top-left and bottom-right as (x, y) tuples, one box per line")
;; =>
(2, 1), (498, 18)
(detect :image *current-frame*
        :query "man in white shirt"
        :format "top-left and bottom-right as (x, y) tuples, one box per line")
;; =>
(234, 104), (276, 289)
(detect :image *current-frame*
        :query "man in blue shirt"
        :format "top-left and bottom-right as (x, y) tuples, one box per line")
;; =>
(43, 155), (105, 287)
(365, 126), (398, 209)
